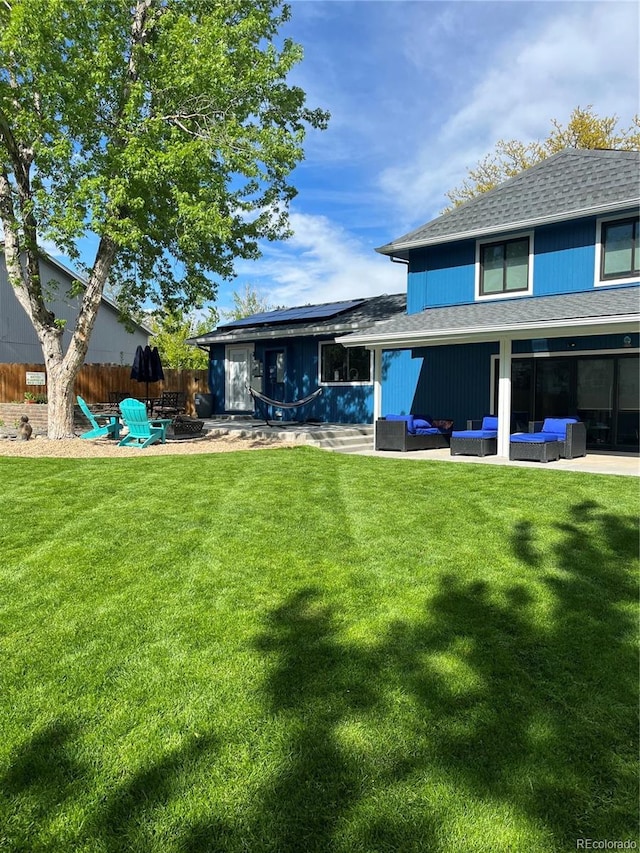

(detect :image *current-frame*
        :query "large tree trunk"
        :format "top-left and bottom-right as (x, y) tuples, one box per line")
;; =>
(45, 357), (80, 439)
(42, 237), (118, 438)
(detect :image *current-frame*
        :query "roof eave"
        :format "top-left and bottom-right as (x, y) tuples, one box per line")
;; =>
(187, 319), (373, 347)
(376, 199), (640, 259)
(337, 313), (640, 348)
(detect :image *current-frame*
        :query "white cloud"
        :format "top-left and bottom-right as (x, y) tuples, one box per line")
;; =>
(380, 1), (640, 226)
(230, 211), (406, 308)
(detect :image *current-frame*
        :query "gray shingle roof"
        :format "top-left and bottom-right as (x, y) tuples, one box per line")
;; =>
(338, 286), (640, 346)
(378, 149), (640, 258)
(188, 292), (407, 346)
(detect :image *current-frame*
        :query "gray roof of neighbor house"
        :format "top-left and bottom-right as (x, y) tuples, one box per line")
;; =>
(338, 286), (640, 348)
(378, 149), (640, 259)
(188, 293), (407, 346)
(0, 244), (153, 334)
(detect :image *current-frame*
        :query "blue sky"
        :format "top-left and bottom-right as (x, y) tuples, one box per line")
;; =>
(225, 0), (639, 313)
(43, 0), (639, 316)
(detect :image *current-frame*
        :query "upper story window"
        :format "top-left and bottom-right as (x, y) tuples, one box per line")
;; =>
(476, 233), (532, 300)
(319, 342), (371, 383)
(600, 217), (639, 282)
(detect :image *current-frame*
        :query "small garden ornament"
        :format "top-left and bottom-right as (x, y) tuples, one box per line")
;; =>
(19, 415), (33, 441)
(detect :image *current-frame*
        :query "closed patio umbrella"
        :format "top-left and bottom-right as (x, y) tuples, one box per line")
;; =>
(131, 345), (164, 405)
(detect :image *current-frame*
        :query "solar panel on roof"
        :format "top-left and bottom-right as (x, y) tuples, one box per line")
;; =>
(220, 299), (365, 329)
(220, 310), (282, 328)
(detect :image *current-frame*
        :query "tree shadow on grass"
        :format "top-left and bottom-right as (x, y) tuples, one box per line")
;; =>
(1, 719), (88, 851)
(378, 498), (638, 847)
(1, 722), (227, 852)
(182, 499), (637, 851)
(182, 586), (443, 852)
(511, 519), (542, 567)
(95, 732), (224, 853)
(248, 588), (388, 852)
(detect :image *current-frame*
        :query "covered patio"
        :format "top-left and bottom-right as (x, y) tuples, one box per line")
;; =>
(336, 288), (640, 460)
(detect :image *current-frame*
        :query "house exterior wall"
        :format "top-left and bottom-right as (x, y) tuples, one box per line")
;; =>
(406, 210), (639, 312)
(380, 349), (423, 416)
(0, 255), (148, 364)
(407, 241), (475, 311)
(207, 328), (639, 432)
(381, 343), (498, 428)
(380, 336), (639, 445)
(533, 219), (595, 295)
(412, 342), (499, 428)
(384, 206), (639, 449)
(207, 333), (377, 423)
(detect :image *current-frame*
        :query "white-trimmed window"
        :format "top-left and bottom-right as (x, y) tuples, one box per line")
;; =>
(476, 233), (533, 300)
(319, 342), (371, 383)
(595, 215), (640, 286)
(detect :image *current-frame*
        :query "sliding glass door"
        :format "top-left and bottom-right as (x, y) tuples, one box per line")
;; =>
(494, 353), (639, 451)
(576, 359), (614, 447)
(616, 357), (640, 449)
(535, 359), (573, 418)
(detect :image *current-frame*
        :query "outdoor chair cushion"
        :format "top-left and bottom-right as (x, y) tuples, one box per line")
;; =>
(539, 417), (579, 438)
(511, 417), (580, 444)
(452, 429), (498, 439)
(384, 413), (416, 432)
(383, 414), (452, 436)
(452, 415), (498, 440)
(511, 432), (558, 443)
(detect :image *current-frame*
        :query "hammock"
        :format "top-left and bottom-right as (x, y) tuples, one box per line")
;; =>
(248, 385), (322, 426)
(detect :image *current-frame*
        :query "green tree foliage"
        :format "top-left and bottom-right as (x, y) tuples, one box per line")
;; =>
(446, 106), (640, 208)
(0, 0), (328, 437)
(149, 307), (218, 370)
(221, 283), (275, 321)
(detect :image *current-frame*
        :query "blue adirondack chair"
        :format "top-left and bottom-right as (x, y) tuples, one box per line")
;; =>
(118, 398), (172, 448)
(77, 395), (121, 440)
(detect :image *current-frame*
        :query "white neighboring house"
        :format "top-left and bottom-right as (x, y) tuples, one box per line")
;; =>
(0, 249), (150, 364)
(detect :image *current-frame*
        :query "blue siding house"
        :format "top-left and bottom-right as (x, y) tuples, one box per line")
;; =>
(188, 294), (406, 424)
(339, 149), (640, 456)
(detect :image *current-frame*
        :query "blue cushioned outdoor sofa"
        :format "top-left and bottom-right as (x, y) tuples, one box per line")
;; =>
(510, 417), (587, 463)
(450, 416), (498, 457)
(375, 414), (453, 451)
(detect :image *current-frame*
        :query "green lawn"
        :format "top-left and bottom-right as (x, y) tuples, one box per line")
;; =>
(0, 447), (638, 853)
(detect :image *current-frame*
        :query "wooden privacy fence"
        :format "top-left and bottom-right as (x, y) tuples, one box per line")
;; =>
(0, 364), (209, 415)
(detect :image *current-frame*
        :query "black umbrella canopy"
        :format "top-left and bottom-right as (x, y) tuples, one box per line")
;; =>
(131, 345), (164, 383)
(148, 346), (165, 382)
(131, 345), (164, 400)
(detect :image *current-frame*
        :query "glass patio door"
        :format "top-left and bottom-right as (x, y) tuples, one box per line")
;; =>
(615, 356), (640, 450)
(534, 359), (573, 418)
(576, 358), (614, 447)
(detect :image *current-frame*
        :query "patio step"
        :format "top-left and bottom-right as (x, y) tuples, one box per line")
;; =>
(304, 426), (374, 454)
(204, 420), (375, 453)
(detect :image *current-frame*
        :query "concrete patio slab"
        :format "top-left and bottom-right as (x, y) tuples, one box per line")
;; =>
(202, 418), (639, 477)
